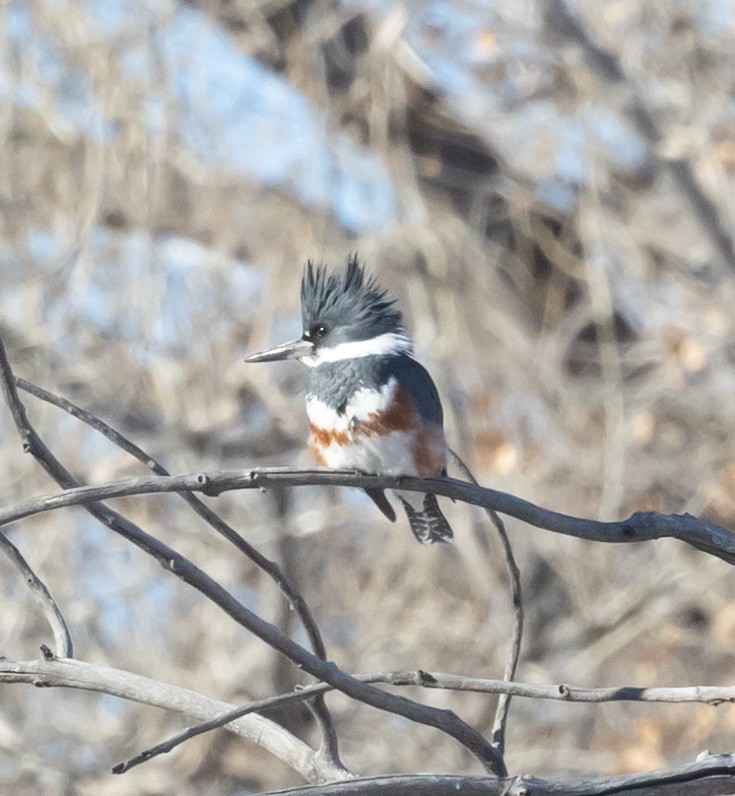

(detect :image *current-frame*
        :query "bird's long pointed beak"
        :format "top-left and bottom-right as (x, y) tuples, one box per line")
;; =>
(244, 337), (313, 363)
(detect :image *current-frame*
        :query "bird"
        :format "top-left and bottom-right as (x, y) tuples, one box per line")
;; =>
(244, 255), (452, 544)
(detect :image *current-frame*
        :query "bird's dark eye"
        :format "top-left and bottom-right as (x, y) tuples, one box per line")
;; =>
(310, 324), (328, 340)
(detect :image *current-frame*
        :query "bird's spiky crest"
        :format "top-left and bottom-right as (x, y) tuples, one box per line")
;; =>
(301, 255), (405, 339)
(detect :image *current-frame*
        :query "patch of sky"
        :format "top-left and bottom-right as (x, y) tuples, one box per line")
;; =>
(333, 140), (396, 230)
(554, 117), (587, 183)
(159, 8), (330, 203)
(421, 52), (474, 94)
(508, 100), (646, 203)
(28, 229), (57, 262)
(696, 0), (735, 35)
(588, 109), (647, 170)
(153, 234), (263, 355)
(5, 1), (394, 231)
(2, 5), (41, 108)
(94, 693), (130, 721)
(23, 226), (263, 357)
(82, 0), (171, 38)
(52, 69), (111, 142)
(231, 582), (261, 615)
(416, 0), (488, 40)
(549, 108), (647, 191)
(5, 1), (32, 42)
(120, 42), (148, 82)
(155, 5), (393, 229)
(4, 3), (109, 142)
(326, 617), (354, 647)
(537, 177), (577, 210)
(76, 520), (178, 643)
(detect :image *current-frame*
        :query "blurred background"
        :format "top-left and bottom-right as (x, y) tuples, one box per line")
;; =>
(1, 0), (735, 793)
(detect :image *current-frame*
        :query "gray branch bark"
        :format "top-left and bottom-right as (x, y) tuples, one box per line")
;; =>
(2, 468), (733, 564)
(0, 532), (73, 657)
(117, 667), (735, 772)
(259, 758), (735, 796)
(0, 655), (344, 783)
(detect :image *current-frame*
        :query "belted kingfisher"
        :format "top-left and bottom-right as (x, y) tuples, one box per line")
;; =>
(245, 256), (452, 544)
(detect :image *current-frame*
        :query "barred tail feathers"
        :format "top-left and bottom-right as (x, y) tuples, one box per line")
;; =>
(398, 492), (453, 544)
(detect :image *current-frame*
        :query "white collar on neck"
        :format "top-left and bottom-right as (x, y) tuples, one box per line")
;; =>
(301, 332), (413, 367)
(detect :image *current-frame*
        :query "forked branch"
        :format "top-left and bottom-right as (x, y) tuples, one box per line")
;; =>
(15, 377), (341, 768)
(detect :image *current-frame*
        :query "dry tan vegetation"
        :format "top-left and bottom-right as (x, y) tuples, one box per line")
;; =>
(1, 0), (735, 793)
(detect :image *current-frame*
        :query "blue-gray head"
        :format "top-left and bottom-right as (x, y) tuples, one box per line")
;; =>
(245, 256), (413, 366)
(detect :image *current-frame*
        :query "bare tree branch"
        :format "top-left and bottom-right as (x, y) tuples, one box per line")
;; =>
(257, 756), (735, 796)
(3, 468), (734, 565)
(118, 665), (735, 774)
(0, 654), (344, 783)
(115, 673), (386, 773)
(113, 673), (384, 774)
(0, 532), (73, 657)
(25, 626), (724, 796)
(448, 448), (522, 757)
(380, 670), (735, 706)
(15, 377), (343, 771)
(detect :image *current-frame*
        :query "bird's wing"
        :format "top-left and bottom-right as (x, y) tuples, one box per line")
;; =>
(381, 356), (444, 426)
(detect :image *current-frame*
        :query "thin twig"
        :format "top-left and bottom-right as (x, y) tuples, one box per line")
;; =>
(113, 671), (383, 774)
(15, 377), (342, 769)
(0, 531), (73, 657)
(448, 449), (522, 756)
(379, 669), (735, 705)
(0, 334), (506, 777)
(114, 672), (383, 773)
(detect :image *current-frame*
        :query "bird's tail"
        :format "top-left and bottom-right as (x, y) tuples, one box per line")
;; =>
(398, 493), (453, 544)
(364, 488), (397, 522)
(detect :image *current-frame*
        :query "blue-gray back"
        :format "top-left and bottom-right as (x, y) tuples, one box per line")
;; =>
(306, 353), (443, 426)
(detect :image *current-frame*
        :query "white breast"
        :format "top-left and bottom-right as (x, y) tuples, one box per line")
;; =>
(316, 427), (418, 475)
(306, 379), (419, 475)
(306, 379), (396, 431)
